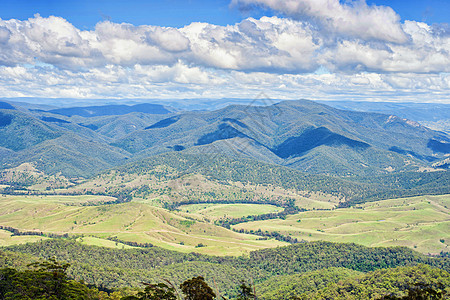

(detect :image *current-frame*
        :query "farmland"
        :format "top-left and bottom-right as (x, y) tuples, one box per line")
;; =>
(0, 193), (448, 255)
(234, 194), (450, 254)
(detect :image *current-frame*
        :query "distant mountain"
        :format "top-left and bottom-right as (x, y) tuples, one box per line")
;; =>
(1, 100), (449, 178)
(320, 100), (450, 133)
(46, 103), (172, 117)
(0, 109), (130, 177)
(0, 109), (62, 151)
(318, 100), (450, 122)
(0, 101), (16, 110)
(114, 100), (449, 176)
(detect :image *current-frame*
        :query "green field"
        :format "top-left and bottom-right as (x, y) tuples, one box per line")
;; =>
(0, 195), (286, 255)
(234, 194), (450, 254)
(0, 193), (448, 255)
(178, 203), (284, 219)
(0, 229), (49, 246)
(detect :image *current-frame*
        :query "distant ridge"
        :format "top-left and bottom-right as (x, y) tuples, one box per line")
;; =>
(46, 103), (171, 117)
(1, 99), (449, 177)
(0, 101), (15, 110)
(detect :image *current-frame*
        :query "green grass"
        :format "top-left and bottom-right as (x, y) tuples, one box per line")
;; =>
(0, 195), (286, 256)
(0, 229), (49, 246)
(68, 170), (340, 210)
(1, 193), (449, 255)
(0, 194), (117, 204)
(76, 236), (136, 249)
(178, 203), (284, 219)
(233, 194), (450, 254)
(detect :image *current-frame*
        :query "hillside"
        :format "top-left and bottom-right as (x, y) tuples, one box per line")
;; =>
(2, 239), (449, 296)
(112, 100), (449, 176)
(70, 152), (450, 206)
(1, 100), (449, 178)
(321, 100), (450, 133)
(46, 103), (172, 117)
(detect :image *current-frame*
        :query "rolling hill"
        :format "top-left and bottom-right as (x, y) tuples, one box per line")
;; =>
(112, 100), (449, 176)
(0, 99), (449, 186)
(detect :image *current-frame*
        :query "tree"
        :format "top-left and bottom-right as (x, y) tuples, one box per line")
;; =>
(180, 276), (215, 300)
(136, 282), (177, 300)
(380, 282), (447, 300)
(236, 282), (256, 300)
(0, 258), (99, 300)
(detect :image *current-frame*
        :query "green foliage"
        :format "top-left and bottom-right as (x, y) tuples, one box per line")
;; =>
(256, 267), (362, 300)
(236, 282), (256, 300)
(0, 260), (100, 299)
(247, 241), (450, 275)
(2, 239), (449, 297)
(379, 282), (447, 299)
(0, 245), (449, 299)
(134, 282), (177, 300)
(306, 264), (450, 300)
(180, 276), (215, 300)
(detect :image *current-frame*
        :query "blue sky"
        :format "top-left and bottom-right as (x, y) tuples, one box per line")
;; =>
(2, 0), (449, 28)
(0, 0), (448, 103)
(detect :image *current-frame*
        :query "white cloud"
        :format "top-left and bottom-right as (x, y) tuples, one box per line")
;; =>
(147, 27), (190, 52)
(181, 17), (321, 72)
(0, 14), (448, 74)
(0, 63), (448, 103)
(231, 0), (408, 43)
(0, 5), (448, 102)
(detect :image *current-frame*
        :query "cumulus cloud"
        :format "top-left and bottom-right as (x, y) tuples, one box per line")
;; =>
(319, 21), (450, 73)
(181, 17), (321, 72)
(0, 4), (448, 102)
(231, 0), (408, 43)
(0, 63), (448, 103)
(0, 13), (449, 74)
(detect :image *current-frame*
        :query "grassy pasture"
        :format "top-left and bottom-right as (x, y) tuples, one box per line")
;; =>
(178, 203), (284, 219)
(0, 229), (49, 246)
(0, 195), (286, 256)
(233, 194), (450, 254)
(69, 172), (340, 210)
(0, 194), (117, 205)
(0, 193), (448, 255)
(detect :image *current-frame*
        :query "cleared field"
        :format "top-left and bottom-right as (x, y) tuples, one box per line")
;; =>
(76, 236), (136, 249)
(0, 195), (286, 256)
(69, 172), (339, 210)
(1, 193), (448, 255)
(178, 203), (284, 219)
(234, 194), (450, 254)
(0, 194), (117, 205)
(0, 229), (49, 246)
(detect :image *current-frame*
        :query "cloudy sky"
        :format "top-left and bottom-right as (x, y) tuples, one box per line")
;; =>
(0, 0), (449, 103)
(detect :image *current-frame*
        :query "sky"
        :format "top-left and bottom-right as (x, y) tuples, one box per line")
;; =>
(0, 0), (449, 103)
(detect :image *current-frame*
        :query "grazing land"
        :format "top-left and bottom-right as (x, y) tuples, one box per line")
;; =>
(178, 203), (284, 219)
(0, 192), (448, 255)
(234, 194), (450, 254)
(0, 194), (287, 256)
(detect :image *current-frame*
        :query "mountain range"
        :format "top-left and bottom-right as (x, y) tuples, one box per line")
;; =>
(1, 99), (449, 180)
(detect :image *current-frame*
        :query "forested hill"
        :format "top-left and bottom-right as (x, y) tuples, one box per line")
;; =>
(78, 152), (450, 206)
(1, 99), (449, 178)
(2, 239), (449, 296)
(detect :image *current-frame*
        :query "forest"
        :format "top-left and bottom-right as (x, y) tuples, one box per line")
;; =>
(1, 239), (449, 299)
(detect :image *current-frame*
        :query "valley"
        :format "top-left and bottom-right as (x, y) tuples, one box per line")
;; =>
(0, 191), (448, 255)
(0, 99), (449, 298)
(1, 1), (450, 297)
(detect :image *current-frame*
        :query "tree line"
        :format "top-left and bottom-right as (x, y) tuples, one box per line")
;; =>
(0, 259), (448, 299)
